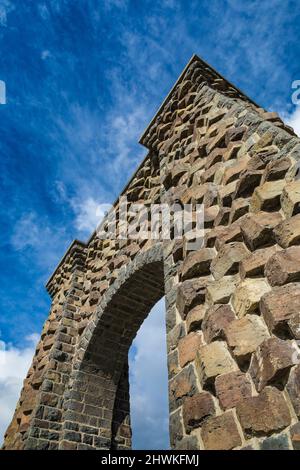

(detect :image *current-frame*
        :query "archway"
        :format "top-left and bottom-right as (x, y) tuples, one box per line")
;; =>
(59, 245), (165, 450)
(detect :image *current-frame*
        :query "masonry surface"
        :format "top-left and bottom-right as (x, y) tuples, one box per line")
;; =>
(3, 55), (300, 450)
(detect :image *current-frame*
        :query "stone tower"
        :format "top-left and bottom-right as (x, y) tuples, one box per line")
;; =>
(3, 55), (300, 450)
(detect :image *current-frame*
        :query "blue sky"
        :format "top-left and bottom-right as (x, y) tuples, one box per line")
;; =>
(0, 0), (300, 449)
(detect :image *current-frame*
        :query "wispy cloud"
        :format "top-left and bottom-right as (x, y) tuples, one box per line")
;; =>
(0, 0), (14, 27)
(0, 333), (39, 444)
(129, 298), (169, 450)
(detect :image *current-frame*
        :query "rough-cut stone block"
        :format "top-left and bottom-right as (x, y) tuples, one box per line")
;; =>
(215, 371), (252, 410)
(206, 275), (238, 305)
(290, 422), (300, 450)
(210, 242), (249, 280)
(248, 145), (279, 170)
(196, 341), (238, 387)
(214, 222), (244, 250)
(186, 304), (206, 332)
(180, 248), (215, 280)
(167, 323), (186, 351)
(286, 365), (300, 417)
(176, 278), (210, 319)
(176, 435), (200, 450)
(265, 246), (300, 286)
(260, 283), (300, 333)
(274, 214), (300, 248)
(169, 364), (199, 411)
(239, 245), (278, 279)
(222, 156), (249, 185)
(236, 387), (291, 437)
(168, 350), (180, 378)
(288, 313), (300, 339)
(281, 180), (300, 218)
(250, 180), (285, 212)
(234, 170), (262, 198)
(240, 211), (282, 250)
(178, 331), (204, 368)
(169, 409), (184, 447)
(260, 433), (290, 450)
(262, 156), (291, 182)
(213, 206), (230, 226)
(249, 337), (299, 392)
(202, 304), (235, 343)
(182, 392), (216, 433)
(225, 315), (269, 361)
(232, 278), (271, 317)
(201, 411), (242, 450)
(229, 198), (249, 223)
(218, 181), (237, 207)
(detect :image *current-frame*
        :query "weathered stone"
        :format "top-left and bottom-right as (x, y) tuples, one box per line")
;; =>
(202, 304), (235, 343)
(201, 411), (242, 450)
(168, 349), (180, 378)
(260, 283), (300, 333)
(169, 364), (199, 411)
(167, 323), (186, 350)
(274, 214), (300, 248)
(236, 387), (291, 436)
(232, 278), (271, 317)
(262, 156), (291, 182)
(234, 170), (262, 198)
(281, 180), (300, 218)
(260, 433), (291, 450)
(178, 331), (204, 368)
(286, 365), (300, 417)
(176, 435), (199, 450)
(222, 156), (249, 185)
(265, 246), (300, 286)
(249, 337), (299, 392)
(239, 245), (278, 279)
(250, 180), (285, 213)
(240, 211), (283, 250)
(169, 409), (184, 447)
(287, 313), (300, 339)
(206, 275), (238, 305)
(229, 198), (250, 223)
(176, 278), (210, 319)
(180, 248), (215, 280)
(210, 242), (249, 280)
(225, 315), (269, 361)
(182, 392), (216, 433)
(215, 371), (252, 410)
(290, 422), (300, 450)
(195, 341), (238, 387)
(186, 304), (206, 332)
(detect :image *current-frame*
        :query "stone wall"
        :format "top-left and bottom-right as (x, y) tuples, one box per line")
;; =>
(3, 55), (300, 450)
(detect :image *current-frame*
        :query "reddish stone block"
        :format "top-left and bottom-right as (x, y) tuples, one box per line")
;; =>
(260, 283), (300, 333)
(182, 392), (216, 433)
(202, 304), (235, 343)
(178, 332), (204, 368)
(215, 371), (252, 410)
(265, 246), (300, 286)
(201, 411), (242, 450)
(236, 387), (291, 436)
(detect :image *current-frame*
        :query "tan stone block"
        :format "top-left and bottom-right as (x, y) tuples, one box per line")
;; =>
(239, 245), (279, 279)
(250, 180), (286, 213)
(236, 387), (291, 436)
(281, 180), (300, 218)
(260, 283), (300, 333)
(186, 304), (206, 333)
(196, 341), (238, 387)
(210, 242), (250, 280)
(215, 371), (252, 410)
(222, 155), (250, 185)
(262, 156), (291, 183)
(229, 198), (250, 223)
(234, 170), (262, 198)
(206, 275), (238, 305)
(180, 248), (215, 281)
(274, 214), (300, 248)
(265, 246), (300, 286)
(202, 304), (235, 343)
(240, 211), (283, 250)
(201, 411), (242, 450)
(218, 180), (237, 207)
(249, 337), (299, 392)
(225, 315), (269, 360)
(232, 278), (271, 317)
(178, 331), (204, 368)
(169, 364), (199, 411)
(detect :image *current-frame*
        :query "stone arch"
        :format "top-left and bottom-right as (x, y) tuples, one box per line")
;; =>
(59, 244), (165, 450)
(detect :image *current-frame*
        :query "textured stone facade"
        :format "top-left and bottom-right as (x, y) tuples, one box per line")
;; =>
(3, 55), (300, 450)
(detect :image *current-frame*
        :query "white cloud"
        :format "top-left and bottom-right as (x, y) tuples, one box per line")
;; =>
(285, 106), (300, 137)
(129, 298), (169, 450)
(71, 196), (110, 234)
(0, 334), (38, 445)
